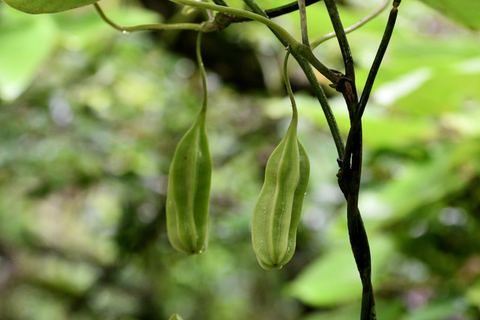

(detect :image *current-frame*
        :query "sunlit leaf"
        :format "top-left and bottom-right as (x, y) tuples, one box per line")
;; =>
(466, 279), (480, 309)
(265, 94), (437, 149)
(417, 0), (480, 31)
(1, 0), (99, 14)
(285, 235), (395, 306)
(400, 299), (459, 320)
(0, 6), (57, 100)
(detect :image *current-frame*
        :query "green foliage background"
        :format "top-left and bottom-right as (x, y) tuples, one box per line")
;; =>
(1, 0), (480, 319)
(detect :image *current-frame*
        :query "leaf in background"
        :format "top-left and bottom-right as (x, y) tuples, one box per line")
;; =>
(379, 141), (478, 221)
(301, 305), (360, 320)
(264, 95), (437, 150)
(466, 278), (480, 309)
(302, 299), (404, 320)
(417, 0), (480, 31)
(400, 299), (459, 320)
(285, 235), (395, 307)
(1, 0), (99, 14)
(0, 6), (57, 101)
(361, 116), (436, 149)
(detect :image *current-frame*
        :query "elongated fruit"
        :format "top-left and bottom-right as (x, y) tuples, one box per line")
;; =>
(1, 0), (99, 14)
(166, 109), (211, 255)
(252, 49), (310, 270)
(167, 33), (211, 255)
(251, 118), (310, 270)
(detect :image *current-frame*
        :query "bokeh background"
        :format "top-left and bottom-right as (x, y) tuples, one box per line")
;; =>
(1, 0), (480, 319)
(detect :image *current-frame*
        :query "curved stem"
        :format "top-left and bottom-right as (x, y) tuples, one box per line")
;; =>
(311, 0), (389, 48)
(219, 0), (322, 23)
(298, 0), (310, 46)
(171, 0), (340, 84)
(243, 0), (344, 159)
(301, 58), (345, 159)
(93, 3), (217, 33)
(172, 0), (297, 43)
(196, 32), (208, 114)
(283, 50), (298, 121)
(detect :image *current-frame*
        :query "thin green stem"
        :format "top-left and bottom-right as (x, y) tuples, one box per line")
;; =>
(300, 58), (345, 159)
(196, 32), (208, 114)
(243, 0), (344, 158)
(283, 50), (298, 121)
(242, 0), (268, 19)
(172, 0), (340, 84)
(246, 0), (344, 158)
(298, 0), (310, 46)
(311, 0), (389, 48)
(296, 46), (340, 83)
(173, 0), (297, 43)
(93, 3), (217, 33)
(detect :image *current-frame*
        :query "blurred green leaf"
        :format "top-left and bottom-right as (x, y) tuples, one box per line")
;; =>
(466, 279), (480, 309)
(1, 0), (99, 14)
(1, 1), (480, 319)
(0, 5), (57, 100)
(303, 299), (404, 320)
(400, 299), (459, 320)
(301, 305), (359, 320)
(265, 95), (436, 149)
(285, 235), (395, 306)
(417, 0), (480, 31)
(380, 140), (480, 221)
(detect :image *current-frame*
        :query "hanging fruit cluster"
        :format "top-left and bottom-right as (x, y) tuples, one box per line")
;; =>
(165, 36), (310, 270)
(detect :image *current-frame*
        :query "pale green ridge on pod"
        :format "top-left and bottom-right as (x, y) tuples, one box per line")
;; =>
(169, 314), (185, 320)
(252, 118), (310, 270)
(166, 109), (212, 255)
(1, 0), (100, 14)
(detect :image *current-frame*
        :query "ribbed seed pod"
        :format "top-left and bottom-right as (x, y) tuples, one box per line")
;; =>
(251, 50), (310, 269)
(166, 32), (211, 255)
(251, 118), (310, 269)
(166, 110), (211, 254)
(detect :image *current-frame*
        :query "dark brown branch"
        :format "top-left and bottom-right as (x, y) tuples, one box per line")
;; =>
(324, 0), (356, 85)
(215, 0), (322, 24)
(337, 2), (401, 320)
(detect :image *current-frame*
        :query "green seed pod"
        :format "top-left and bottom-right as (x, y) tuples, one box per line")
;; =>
(1, 0), (100, 14)
(251, 49), (310, 269)
(166, 32), (211, 255)
(251, 119), (310, 269)
(166, 110), (211, 255)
